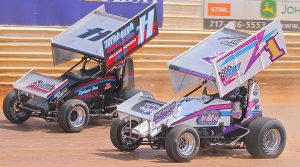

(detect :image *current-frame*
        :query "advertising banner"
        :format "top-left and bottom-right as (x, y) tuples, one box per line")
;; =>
(0, 0), (163, 27)
(103, 4), (158, 71)
(204, 0), (300, 31)
(212, 19), (287, 97)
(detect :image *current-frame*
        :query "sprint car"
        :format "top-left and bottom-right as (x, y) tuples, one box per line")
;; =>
(2, 4), (159, 133)
(110, 19), (287, 162)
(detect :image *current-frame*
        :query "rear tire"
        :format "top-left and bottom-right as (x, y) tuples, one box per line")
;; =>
(165, 125), (200, 162)
(245, 117), (286, 158)
(3, 91), (31, 123)
(110, 118), (142, 152)
(58, 99), (89, 133)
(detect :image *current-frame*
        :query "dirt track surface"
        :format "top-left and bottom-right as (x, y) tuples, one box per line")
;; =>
(0, 73), (299, 167)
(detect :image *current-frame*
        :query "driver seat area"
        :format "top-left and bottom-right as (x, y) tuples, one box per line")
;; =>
(59, 71), (91, 87)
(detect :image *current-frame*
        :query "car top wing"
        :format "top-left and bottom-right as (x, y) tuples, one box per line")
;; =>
(52, 5), (127, 65)
(167, 22), (250, 93)
(52, 4), (158, 72)
(212, 19), (287, 97)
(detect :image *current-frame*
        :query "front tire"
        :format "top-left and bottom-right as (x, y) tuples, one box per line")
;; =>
(245, 117), (286, 158)
(3, 91), (31, 123)
(110, 118), (142, 151)
(165, 125), (200, 162)
(58, 99), (89, 133)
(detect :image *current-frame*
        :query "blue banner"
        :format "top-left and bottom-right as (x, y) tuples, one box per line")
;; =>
(0, 0), (163, 27)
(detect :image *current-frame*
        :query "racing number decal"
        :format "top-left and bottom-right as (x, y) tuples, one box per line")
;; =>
(77, 28), (112, 42)
(244, 31), (285, 74)
(138, 8), (155, 45)
(264, 34), (286, 62)
(244, 31), (265, 74)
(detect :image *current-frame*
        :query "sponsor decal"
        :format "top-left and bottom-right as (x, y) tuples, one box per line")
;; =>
(201, 52), (224, 64)
(78, 86), (98, 96)
(103, 5), (158, 72)
(74, 78), (113, 99)
(260, 0), (277, 19)
(108, 47), (123, 61)
(252, 90), (258, 96)
(208, 3), (231, 16)
(196, 110), (220, 125)
(218, 36), (246, 47)
(76, 92), (99, 99)
(26, 80), (55, 94)
(218, 63), (241, 86)
(246, 101), (258, 117)
(171, 104), (231, 126)
(104, 23), (135, 53)
(104, 82), (112, 90)
(251, 84), (260, 98)
(49, 87), (68, 103)
(131, 100), (163, 115)
(123, 36), (138, 54)
(75, 77), (116, 93)
(281, 4), (300, 15)
(202, 55), (218, 64)
(153, 101), (176, 124)
(231, 101), (242, 119)
(231, 110), (242, 119)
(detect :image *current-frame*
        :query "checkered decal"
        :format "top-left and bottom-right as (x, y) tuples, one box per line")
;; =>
(218, 65), (236, 86)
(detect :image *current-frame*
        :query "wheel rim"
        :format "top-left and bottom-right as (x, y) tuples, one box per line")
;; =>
(120, 121), (139, 145)
(12, 96), (29, 117)
(263, 129), (281, 152)
(178, 133), (196, 156)
(69, 106), (86, 128)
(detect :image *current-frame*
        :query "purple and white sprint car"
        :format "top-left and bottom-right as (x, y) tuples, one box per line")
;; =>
(110, 19), (287, 162)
